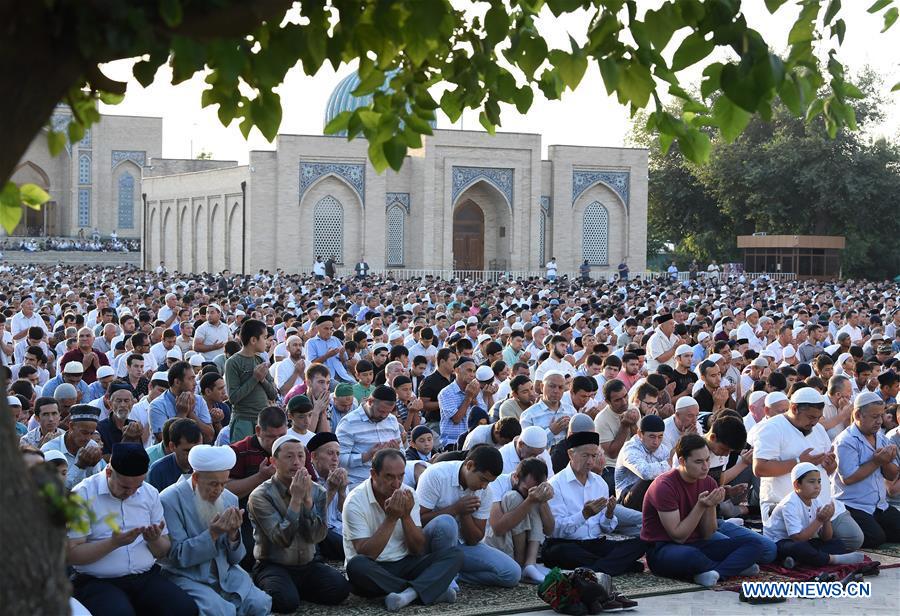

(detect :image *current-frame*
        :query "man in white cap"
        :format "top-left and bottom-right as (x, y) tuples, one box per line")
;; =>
(765, 325), (794, 364)
(742, 390), (769, 433)
(821, 374), (853, 441)
(736, 309), (764, 352)
(129, 371), (169, 447)
(498, 425), (555, 478)
(86, 365), (116, 403)
(160, 444), (271, 615)
(520, 371), (576, 448)
(752, 386), (864, 550)
(248, 434), (350, 610)
(42, 360), (90, 400)
(662, 396), (701, 452)
(832, 391), (900, 548)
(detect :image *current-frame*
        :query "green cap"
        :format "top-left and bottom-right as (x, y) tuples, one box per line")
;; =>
(286, 394), (313, 414)
(335, 383), (354, 397)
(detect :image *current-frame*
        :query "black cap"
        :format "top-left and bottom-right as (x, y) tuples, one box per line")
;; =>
(566, 431), (600, 448)
(372, 385), (397, 403)
(307, 431), (339, 452)
(110, 443), (150, 477)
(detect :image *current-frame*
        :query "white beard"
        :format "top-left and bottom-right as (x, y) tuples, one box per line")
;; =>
(192, 488), (226, 526)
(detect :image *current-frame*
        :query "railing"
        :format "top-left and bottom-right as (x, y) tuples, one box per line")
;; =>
(310, 268), (797, 283)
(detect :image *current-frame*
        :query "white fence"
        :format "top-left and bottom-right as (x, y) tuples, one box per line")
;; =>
(323, 268), (797, 283)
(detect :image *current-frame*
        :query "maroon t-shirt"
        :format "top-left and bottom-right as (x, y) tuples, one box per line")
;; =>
(61, 348), (109, 384)
(641, 468), (717, 543)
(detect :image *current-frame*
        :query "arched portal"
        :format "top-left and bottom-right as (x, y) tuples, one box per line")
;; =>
(452, 200), (485, 271)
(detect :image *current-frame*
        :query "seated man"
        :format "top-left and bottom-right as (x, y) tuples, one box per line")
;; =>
(67, 443), (198, 616)
(499, 425), (555, 478)
(344, 448), (462, 611)
(545, 431), (647, 575)
(615, 415), (671, 511)
(148, 418), (202, 492)
(160, 445), (271, 615)
(41, 404), (105, 489)
(462, 416), (521, 450)
(833, 391), (900, 547)
(307, 432), (348, 561)
(485, 457), (555, 583)
(95, 383), (144, 458)
(416, 446), (522, 588)
(248, 434), (351, 611)
(642, 434), (765, 587)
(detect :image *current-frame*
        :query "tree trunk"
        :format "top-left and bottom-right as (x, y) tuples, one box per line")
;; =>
(0, 396), (71, 614)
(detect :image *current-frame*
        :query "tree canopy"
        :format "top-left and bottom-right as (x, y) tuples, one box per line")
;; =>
(1, 0), (899, 231)
(633, 69), (900, 279)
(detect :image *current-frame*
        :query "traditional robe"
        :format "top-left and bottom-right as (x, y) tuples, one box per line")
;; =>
(160, 480), (271, 616)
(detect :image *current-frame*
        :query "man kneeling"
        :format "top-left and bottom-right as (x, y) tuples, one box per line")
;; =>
(485, 457), (555, 583)
(344, 448), (462, 611)
(160, 444), (271, 615)
(642, 434), (765, 587)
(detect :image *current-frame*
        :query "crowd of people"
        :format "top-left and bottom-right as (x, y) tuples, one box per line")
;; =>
(5, 262), (900, 615)
(2, 234), (140, 253)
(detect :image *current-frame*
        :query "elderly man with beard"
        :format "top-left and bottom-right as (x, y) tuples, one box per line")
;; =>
(95, 383), (144, 458)
(308, 431), (349, 560)
(160, 445), (271, 616)
(338, 385), (402, 490)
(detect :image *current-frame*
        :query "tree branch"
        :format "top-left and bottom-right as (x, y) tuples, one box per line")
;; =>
(85, 65), (126, 95)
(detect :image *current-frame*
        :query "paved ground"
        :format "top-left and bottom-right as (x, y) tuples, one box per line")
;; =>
(515, 567), (899, 616)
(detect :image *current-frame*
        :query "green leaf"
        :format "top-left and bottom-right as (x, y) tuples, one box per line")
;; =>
(672, 33), (714, 71)
(868, 0), (892, 12)
(99, 91), (125, 105)
(159, 0), (182, 27)
(764, 0), (789, 12)
(323, 111), (352, 135)
(133, 59), (161, 87)
(712, 95), (752, 143)
(597, 58), (621, 95)
(518, 36), (548, 77)
(700, 63), (723, 99)
(831, 18), (846, 43)
(353, 68), (386, 96)
(677, 128), (711, 163)
(440, 90), (463, 122)
(512, 86), (534, 114)
(883, 7), (898, 30)
(550, 48), (587, 91)
(778, 75), (803, 115)
(616, 62), (654, 108)
(643, 5), (676, 50)
(892, 81), (900, 92)
(484, 5), (510, 43)
(19, 183), (49, 208)
(658, 132), (674, 154)
(805, 97), (825, 122)
(823, 0), (841, 25)
(478, 111), (496, 134)
(67, 121), (84, 144)
(382, 137), (407, 171)
(367, 139), (388, 173)
(47, 130), (66, 156)
(0, 183), (23, 234)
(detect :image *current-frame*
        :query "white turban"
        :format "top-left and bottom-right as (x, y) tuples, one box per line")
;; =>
(188, 445), (236, 472)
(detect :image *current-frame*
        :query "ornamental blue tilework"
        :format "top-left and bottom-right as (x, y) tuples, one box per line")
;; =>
(540, 195), (551, 215)
(78, 188), (91, 226)
(451, 166), (514, 207)
(118, 173), (135, 229)
(299, 162), (365, 205)
(78, 153), (92, 185)
(572, 169), (629, 211)
(111, 150), (146, 169)
(385, 192), (410, 213)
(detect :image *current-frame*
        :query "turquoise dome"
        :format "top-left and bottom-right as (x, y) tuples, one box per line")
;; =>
(323, 71), (437, 135)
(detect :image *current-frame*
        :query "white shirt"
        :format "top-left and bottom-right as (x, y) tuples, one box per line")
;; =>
(149, 341), (172, 367)
(129, 397), (153, 447)
(11, 311), (48, 338)
(68, 473), (167, 578)
(764, 491), (819, 543)
(548, 465), (617, 539)
(194, 321), (231, 361)
(274, 357), (302, 390)
(646, 330), (677, 371)
(520, 400), (577, 447)
(662, 415), (702, 452)
(287, 427), (315, 447)
(114, 350), (158, 378)
(836, 324), (863, 344)
(499, 440), (555, 478)
(737, 322), (764, 352)
(41, 434), (106, 489)
(416, 460), (492, 522)
(463, 423), (496, 450)
(752, 414), (845, 522)
(534, 356), (576, 382)
(343, 478), (421, 563)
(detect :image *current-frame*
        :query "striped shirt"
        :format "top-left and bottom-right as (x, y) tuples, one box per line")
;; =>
(438, 381), (475, 448)
(614, 434), (671, 495)
(336, 406), (401, 490)
(520, 399), (577, 447)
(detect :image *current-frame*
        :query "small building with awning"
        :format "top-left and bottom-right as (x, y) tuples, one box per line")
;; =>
(737, 235), (845, 279)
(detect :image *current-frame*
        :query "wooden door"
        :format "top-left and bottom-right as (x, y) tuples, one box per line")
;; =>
(453, 201), (484, 270)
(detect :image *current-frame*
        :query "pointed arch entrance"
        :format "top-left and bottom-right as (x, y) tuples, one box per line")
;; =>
(453, 200), (484, 270)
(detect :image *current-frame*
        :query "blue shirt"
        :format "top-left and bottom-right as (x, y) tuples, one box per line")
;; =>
(148, 390), (211, 435)
(438, 381), (474, 448)
(86, 380), (106, 403)
(833, 424), (890, 514)
(305, 335), (355, 383)
(147, 452), (190, 492)
(42, 375), (91, 400)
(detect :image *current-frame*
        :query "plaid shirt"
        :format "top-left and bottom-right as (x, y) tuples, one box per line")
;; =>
(438, 381), (474, 447)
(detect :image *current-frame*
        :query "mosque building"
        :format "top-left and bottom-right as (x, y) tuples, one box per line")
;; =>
(12, 73), (649, 276)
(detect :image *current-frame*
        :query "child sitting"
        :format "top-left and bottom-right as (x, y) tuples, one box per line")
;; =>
(406, 425), (435, 461)
(764, 462), (865, 568)
(352, 359), (375, 402)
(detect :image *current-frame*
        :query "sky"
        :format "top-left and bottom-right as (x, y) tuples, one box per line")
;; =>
(98, 1), (899, 164)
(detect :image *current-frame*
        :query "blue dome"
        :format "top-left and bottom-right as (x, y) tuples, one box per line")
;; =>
(323, 71), (437, 135)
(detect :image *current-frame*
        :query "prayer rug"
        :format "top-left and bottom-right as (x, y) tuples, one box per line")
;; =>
(715, 555), (883, 592)
(284, 573), (703, 615)
(861, 542), (900, 560)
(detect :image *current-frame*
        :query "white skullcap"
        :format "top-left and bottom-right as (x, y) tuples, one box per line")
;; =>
(675, 396), (699, 411)
(676, 344), (693, 356)
(476, 334), (492, 345)
(707, 353), (723, 364)
(466, 316), (479, 325)
(151, 371), (169, 383)
(500, 326), (513, 335)
(854, 390), (884, 409)
(542, 370), (567, 382)
(188, 445), (236, 472)
(96, 366), (115, 379)
(790, 387), (825, 405)
(63, 361), (84, 374)
(731, 351), (742, 360)
(43, 449), (67, 464)
(453, 321), (466, 329)
(749, 391), (768, 406)
(791, 461), (820, 483)
(7, 395), (22, 407)
(765, 391), (788, 407)
(271, 434), (304, 457)
(520, 426), (548, 449)
(782, 346), (796, 359)
(286, 335), (302, 345)
(166, 347), (183, 360)
(751, 357), (768, 368)
(189, 354), (204, 367)
(745, 309), (759, 317)
(475, 366), (495, 382)
(208, 303), (223, 314)
(698, 332), (710, 342)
